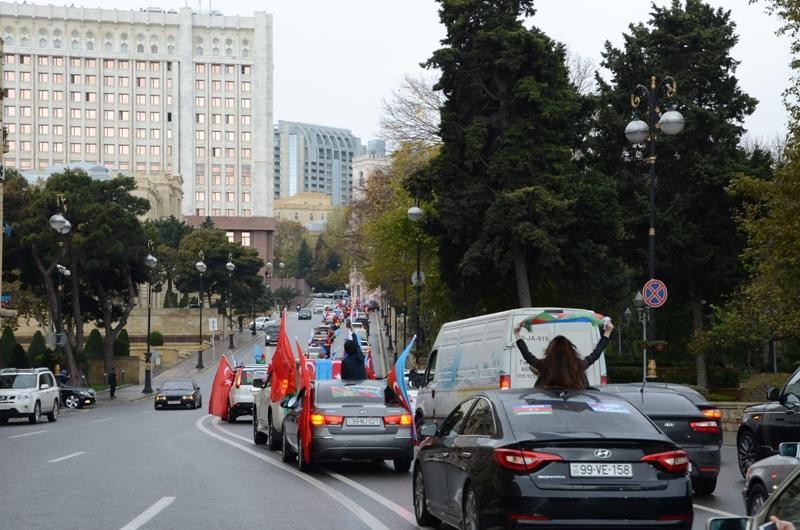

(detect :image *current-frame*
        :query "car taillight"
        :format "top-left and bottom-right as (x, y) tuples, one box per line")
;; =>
(310, 412), (344, 426)
(600, 375), (608, 385)
(702, 408), (722, 420)
(690, 421), (721, 434)
(235, 371), (241, 389)
(499, 374), (511, 390)
(640, 450), (689, 473)
(494, 448), (562, 473)
(384, 414), (412, 426)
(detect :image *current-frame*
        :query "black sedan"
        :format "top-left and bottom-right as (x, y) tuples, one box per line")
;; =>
(413, 389), (693, 530)
(154, 379), (202, 410)
(298, 309), (312, 320)
(59, 384), (97, 409)
(602, 382), (722, 422)
(603, 388), (722, 496)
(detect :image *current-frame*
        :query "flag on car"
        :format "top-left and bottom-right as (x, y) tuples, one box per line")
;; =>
(387, 335), (417, 440)
(521, 309), (606, 331)
(208, 355), (234, 420)
(295, 339), (313, 465)
(269, 310), (297, 402)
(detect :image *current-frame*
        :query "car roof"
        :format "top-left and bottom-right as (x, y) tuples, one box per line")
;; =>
(600, 383), (709, 405)
(609, 389), (703, 415)
(315, 378), (385, 390)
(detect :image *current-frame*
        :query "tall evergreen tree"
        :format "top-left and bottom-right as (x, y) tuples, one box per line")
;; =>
(296, 239), (314, 279)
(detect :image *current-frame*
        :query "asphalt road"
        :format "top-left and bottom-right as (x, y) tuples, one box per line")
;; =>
(0, 300), (754, 530)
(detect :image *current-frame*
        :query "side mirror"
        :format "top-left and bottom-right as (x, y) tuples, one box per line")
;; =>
(419, 423), (437, 438)
(768, 387), (781, 401)
(779, 442), (800, 458)
(705, 517), (749, 530)
(252, 378), (264, 389)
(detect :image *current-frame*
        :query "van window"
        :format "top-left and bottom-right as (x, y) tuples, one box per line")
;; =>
(425, 350), (437, 383)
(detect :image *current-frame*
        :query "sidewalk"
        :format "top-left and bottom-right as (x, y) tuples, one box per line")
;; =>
(96, 330), (265, 404)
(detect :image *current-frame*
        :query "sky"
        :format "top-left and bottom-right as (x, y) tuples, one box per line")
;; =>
(27, 0), (794, 144)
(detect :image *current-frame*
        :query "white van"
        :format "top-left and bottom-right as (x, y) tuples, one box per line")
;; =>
(414, 307), (608, 426)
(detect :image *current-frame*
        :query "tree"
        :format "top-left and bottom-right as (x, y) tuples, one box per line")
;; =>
(379, 73), (444, 149)
(114, 329), (130, 357)
(273, 220), (306, 277)
(83, 329), (104, 359)
(273, 286), (301, 309)
(146, 216), (193, 308)
(27, 331), (52, 368)
(0, 326), (17, 368)
(296, 239), (314, 279)
(10, 344), (29, 369)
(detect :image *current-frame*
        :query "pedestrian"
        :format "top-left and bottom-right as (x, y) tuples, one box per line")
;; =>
(238, 314), (244, 332)
(108, 366), (118, 398)
(341, 340), (367, 380)
(513, 320), (614, 389)
(59, 368), (69, 385)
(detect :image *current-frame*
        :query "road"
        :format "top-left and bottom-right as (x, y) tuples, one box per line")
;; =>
(0, 300), (751, 530)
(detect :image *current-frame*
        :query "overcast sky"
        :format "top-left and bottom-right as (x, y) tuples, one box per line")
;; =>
(34, 0), (793, 144)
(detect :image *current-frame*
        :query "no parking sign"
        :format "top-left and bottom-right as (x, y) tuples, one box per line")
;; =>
(642, 279), (668, 308)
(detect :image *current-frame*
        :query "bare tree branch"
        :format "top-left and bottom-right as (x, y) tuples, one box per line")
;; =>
(380, 72), (444, 149)
(565, 47), (596, 95)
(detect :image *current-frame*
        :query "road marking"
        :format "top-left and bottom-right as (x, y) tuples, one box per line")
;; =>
(91, 417), (114, 423)
(197, 416), (390, 530)
(142, 410), (156, 414)
(48, 451), (85, 463)
(120, 496), (175, 530)
(693, 504), (740, 517)
(325, 469), (416, 525)
(9, 430), (46, 439)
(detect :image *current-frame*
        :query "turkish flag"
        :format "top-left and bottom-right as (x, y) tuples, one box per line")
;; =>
(295, 339), (313, 465)
(270, 310), (297, 402)
(208, 355), (234, 420)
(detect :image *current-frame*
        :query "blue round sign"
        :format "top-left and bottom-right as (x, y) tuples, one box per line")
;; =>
(643, 279), (668, 308)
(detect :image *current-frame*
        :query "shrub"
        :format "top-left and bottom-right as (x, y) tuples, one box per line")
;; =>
(178, 293), (189, 308)
(27, 331), (52, 368)
(708, 367), (740, 388)
(0, 326), (17, 367)
(148, 331), (164, 346)
(114, 330), (130, 357)
(84, 329), (104, 359)
(741, 373), (793, 402)
(10, 344), (29, 368)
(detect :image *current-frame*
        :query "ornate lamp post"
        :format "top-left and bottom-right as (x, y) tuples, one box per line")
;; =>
(407, 204), (424, 355)
(49, 207), (71, 364)
(142, 242), (158, 393)
(633, 291), (649, 382)
(195, 251), (207, 369)
(226, 253), (236, 350)
(265, 261), (273, 313)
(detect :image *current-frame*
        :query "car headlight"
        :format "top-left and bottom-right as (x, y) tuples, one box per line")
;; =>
(79, 391), (90, 396)
(155, 395), (166, 400)
(183, 395), (195, 400)
(16, 393), (31, 400)
(266, 335), (271, 340)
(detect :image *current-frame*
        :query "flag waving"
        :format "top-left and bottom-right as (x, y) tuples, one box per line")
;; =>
(270, 310), (297, 402)
(208, 355), (234, 420)
(521, 309), (606, 331)
(387, 335), (417, 440)
(295, 338), (313, 465)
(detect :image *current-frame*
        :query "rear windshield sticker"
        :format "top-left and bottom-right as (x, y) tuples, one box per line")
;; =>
(331, 385), (383, 398)
(513, 404), (553, 415)
(587, 402), (631, 414)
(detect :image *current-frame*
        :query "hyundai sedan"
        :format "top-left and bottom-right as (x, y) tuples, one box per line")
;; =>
(413, 388), (693, 530)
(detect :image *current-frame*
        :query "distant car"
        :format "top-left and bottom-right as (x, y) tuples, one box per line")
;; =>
(59, 384), (97, 409)
(154, 379), (202, 410)
(298, 309), (312, 320)
(412, 388), (693, 529)
(228, 365), (268, 422)
(603, 382), (722, 422)
(264, 324), (280, 346)
(354, 317), (370, 336)
(250, 317), (272, 331)
(281, 379), (413, 472)
(313, 305), (325, 314)
(743, 441), (800, 515)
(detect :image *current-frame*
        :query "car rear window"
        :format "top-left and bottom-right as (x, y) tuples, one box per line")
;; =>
(316, 382), (388, 405)
(242, 369), (267, 385)
(615, 392), (700, 416)
(503, 397), (660, 436)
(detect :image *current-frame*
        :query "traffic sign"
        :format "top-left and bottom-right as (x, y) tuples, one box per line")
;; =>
(208, 317), (218, 332)
(411, 271), (426, 286)
(642, 279), (668, 308)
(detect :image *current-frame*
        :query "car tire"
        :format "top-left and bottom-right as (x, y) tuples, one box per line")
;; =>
(46, 400), (59, 422)
(253, 407), (268, 445)
(267, 412), (282, 451)
(29, 401), (41, 424)
(413, 465), (440, 527)
(747, 482), (769, 515)
(281, 430), (295, 463)
(692, 476), (717, 496)
(297, 435), (312, 472)
(738, 429), (758, 478)
(64, 394), (80, 409)
(227, 406), (236, 423)
(463, 484), (482, 530)
(393, 455), (412, 473)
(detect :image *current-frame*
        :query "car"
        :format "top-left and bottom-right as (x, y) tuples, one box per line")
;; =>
(743, 441), (800, 515)
(601, 387), (722, 495)
(313, 305), (325, 314)
(354, 317), (370, 337)
(228, 364), (267, 422)
(281, 379), (413, 472)
(154, 379), (202, 410)
(59, 383), (97, 409)
(738, 366), (800, 477)
(601, 382), (722, 422)
(250, 316), (272, 331)
(264, 323), (280, 346)
(298, 309), (312, 320)
(253, 362), (304, 450)
(0, 367), (60, 424)
(403, 371), (419, 410)
(412, 388), (693, 530)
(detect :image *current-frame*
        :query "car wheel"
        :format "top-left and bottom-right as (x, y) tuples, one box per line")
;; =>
(64, 394), (80, 409)
(29, 401), (41, 424)
(692, 476), (717, 496)
(463, 484), (482, 530)
(281, 429), (295, 463)
(738, 429), (758, 478)
(297, 435), (312, 472)
(267, 412), (282, 451)
(253, 407), (268, 445)
(393, 455), (412, 473)
(227, 406), (236, 423)
(747, 482), (769, 515)
(413, 465), (440, 527)
(46, 400), (59, 422)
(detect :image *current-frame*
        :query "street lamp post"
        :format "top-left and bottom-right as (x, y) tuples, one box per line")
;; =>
(625, 76), (685, 356)
(49, 208), (71, 367)
(195, 251), (207, 369)
(226, 253), (236, 350)
(407, 204), (424, 356)
(265, 260), (273, 313)
(633, 291), (650, 383)
(142, 241), (158, 393)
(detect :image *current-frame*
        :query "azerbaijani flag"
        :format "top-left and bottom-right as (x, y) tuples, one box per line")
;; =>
(521, 309), (606, 331)
(387, 335), (417, 441)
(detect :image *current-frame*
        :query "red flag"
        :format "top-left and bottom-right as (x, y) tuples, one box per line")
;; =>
(295, 339), (313, 465)
(270, 310), (297, 402)
(208, 355), (234, 420)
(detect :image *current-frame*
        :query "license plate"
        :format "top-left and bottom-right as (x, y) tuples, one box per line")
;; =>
(345, 417), (380, 426)
(167, 400), (180, 405)
(570, 463), (633, 478)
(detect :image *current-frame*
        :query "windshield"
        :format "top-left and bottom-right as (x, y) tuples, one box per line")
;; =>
(0, 374), (37, 389)
(161, 381), (194, 391)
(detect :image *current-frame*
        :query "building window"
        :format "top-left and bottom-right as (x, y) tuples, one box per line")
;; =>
(195, 147), (205, 157)
(70, 143), (81, 154)
(150, 112), (160, 122)
(196, 114), (205, 124)
(119, 128), (129, 138)
(85, 143), (97, 154)
(242, 192), (251, 203)
(53, 91), (64, 101)
(196, 191), (205, 202)
(241, 232), (251, 246)
(225, 80), (234, 92)
(104, 127), (114, 138)
(225, 98), (235, 108)
(86, 127), (96, 137)
(241, 148), (251, 159)
(225, 231), (234, 242)
(212, 192), (222, 202)
(195, 96), (205, 107)
(212, 80), (221, 91)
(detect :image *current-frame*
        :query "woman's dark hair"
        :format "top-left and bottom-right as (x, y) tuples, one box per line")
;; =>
(344, 339), (358, 355)
(536, 335), (584, 389)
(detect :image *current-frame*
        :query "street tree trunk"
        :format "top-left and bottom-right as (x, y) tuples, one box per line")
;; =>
(96, 272), (138, 374)
(693, 300), (708, 388)
(513, 243), (532, 308)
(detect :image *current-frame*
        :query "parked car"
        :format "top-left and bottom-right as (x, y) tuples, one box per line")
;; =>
(281, 379), (413, 472)
(59, 384), (97, 409)
(298, 309), (312, 320)
(313, 305), (325, 314)
(264, 323), (280, 346)
(228, 364), (267, 422)
(601, 386), (722, 495)
(154, 379), (202, 410)
(250, 316), (272, 331)
(0, 367), (60, 424)
(743, 441), (800, 515)
(412, 388), (693, 529)
(601, 382), (722, 422)
(738, 366), (800, 477)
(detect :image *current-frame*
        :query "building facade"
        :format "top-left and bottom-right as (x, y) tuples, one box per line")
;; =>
(352, 140), (390, 202)
(273, 191), (333, 230)
(0, 35), (15, 321)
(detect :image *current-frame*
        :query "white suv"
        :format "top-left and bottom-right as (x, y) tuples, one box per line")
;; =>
(0, 368), (60, 424)
(252, 368), (298, 450)
(227, 364), (268, 422)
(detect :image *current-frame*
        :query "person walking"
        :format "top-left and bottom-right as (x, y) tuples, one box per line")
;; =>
(513, 320), (614, 389)
(108, 366), (118, 399)
(341, 340), (367, 380)
(59, 368), (69, 385)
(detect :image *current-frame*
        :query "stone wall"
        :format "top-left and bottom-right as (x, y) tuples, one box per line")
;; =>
(715, 401), (758, 433)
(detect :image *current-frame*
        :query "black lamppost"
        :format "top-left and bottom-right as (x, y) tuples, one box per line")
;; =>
(265, 260), (273, 311)
(407, 204), (424, 355)
(195, 251), (207, 369)
(625, 76), (685, 348)
(142, 241), (158, 393)
(49, 209), (71, 364)
(633, 291), (649, 382)
(226, 253), (236, 350)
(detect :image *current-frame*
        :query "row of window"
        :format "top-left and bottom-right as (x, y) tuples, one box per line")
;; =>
(196, 130), (251, 142)
(196, 209), (252, 218)
(196, 114), (252, 125)
(3, 157), (172, 175)
(195, 147), (251, 159)
(4, 106), (171, 123)
(195, 64), (251, 75)
(5, 141), (174, 157)
(195, 191), (251, 203)
(3, 55), (255, 76)
(195, 175), (251, 186)
(5, 88), (170, 107)
(195, 80), (250, 91)
(193, 96), (251, 108)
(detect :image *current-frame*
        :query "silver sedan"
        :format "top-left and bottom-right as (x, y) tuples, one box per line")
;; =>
(743, 441), (800, 515)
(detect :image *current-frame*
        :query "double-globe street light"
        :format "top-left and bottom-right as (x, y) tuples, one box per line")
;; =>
(407, 204), (424, 356)
(195, 251), (207, 370)
(49, 210), (71, 365)
(142, 241), (158, 393)
(624, 76), (685, 360)
(226, 253), (236, 350)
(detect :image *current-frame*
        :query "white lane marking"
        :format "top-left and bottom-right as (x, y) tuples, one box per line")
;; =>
(91, 417), (114, 423)
(9, 430), (46, 439)
(325, 469), (416, 525)
(693, 504), (740, 517)
(142, 410), (156, 414)
(48, 451), (85, 463)
(120, 496), (175, 530)
(196, 416), (390, 530)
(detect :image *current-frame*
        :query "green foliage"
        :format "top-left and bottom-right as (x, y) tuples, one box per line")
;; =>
(0, 326), (17, 367)
(27, 331), (52, 368)
(178, 293), (189, 308)
(163, 290), (179, 308)
(296, 239), (314, 279)
(273, 286), (301, 309)
(83, 329), (104, 359)
(741, 373), (792, 402)
(708, 367), (740, 389)
(114, 329), (130, 357)
(148, 331), (164, 347)
(274, 220), (307, 278)
(10, 344), (29, 369)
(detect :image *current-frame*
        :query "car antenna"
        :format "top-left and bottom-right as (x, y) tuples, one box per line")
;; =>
(558, 389), (569, 400)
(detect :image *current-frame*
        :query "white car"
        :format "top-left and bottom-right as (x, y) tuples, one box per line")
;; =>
(313, 305), (325, 314)
(250, 317), (272, 331)
(253, 368), (298, 450)
(227, 364), (268, 422)
(0, 367), (60, 424)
